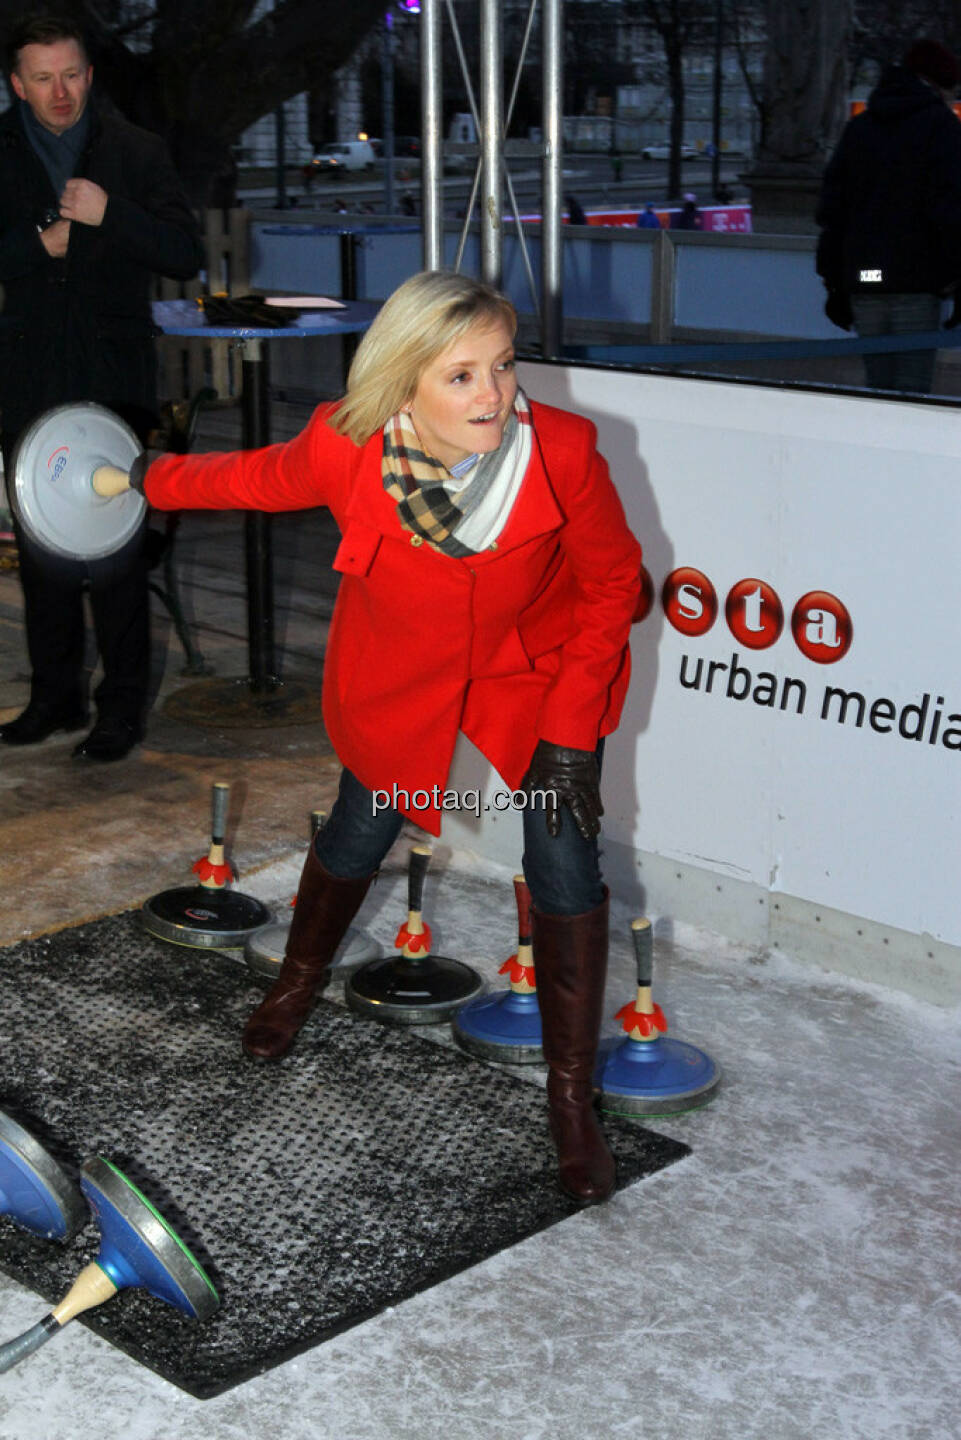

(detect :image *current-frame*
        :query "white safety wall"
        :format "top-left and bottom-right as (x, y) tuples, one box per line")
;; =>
(444, 361), (961, 1002)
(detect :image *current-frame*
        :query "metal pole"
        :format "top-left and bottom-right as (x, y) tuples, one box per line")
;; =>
(274, 104), (287, 210)
(420, 0), (444, 269)
(240, 341), (277, 691)
(480, 0), (503, 286)
(383, 14), (395, 218)
(339, 232), (361, 384)
(542, 0), (563, 356)
(712, 0), (723, 199)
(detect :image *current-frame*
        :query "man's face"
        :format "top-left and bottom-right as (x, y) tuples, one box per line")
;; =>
(11, 39), (92, 136)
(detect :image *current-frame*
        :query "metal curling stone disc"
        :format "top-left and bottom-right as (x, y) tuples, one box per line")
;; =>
(596, 1036), (721, 1118)
(80, 1157), (219, 1320)
(141, 886), (272, 949)
(452, 990), (544, 1064)
(12, 402), (145, 561)
(244, 920), (383, 979)
(0, 1109), (87, 1241)
(346, 954), (484, 1026)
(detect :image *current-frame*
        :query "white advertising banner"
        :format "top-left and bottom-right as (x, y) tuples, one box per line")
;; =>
(515, 361), (961, 957)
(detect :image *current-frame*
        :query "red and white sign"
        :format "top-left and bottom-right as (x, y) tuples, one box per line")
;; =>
(576, 204), (752, 232)
(513, 205), (753, 231)
(513, 360), (961, 965)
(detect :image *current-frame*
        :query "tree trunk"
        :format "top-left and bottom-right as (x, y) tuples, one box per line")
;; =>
(761, 0), (852, 164)
(667, 43), (686, 198)
(743, 0), (855, 233)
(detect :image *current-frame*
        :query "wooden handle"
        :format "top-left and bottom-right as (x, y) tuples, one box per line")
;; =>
(91, 465), (130, 498)
(631, 917), (654, 988)
(51, 1262), (118, 1326)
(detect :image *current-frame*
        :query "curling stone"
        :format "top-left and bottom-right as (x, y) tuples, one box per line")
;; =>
(452, 874), (543, 1063)
(0, 1109), (86, 1242)
(244, 809), (383, 979)
(596, 918), (721, 1117)
(0, 1156), (219, 1375)
(346, 844), (484, 1025)
(246, 920), (383, 980)
(141, 781), (271, 949)
(10, 402), (145, 561)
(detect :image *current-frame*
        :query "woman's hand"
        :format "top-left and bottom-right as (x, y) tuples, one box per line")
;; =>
(523, 740), (603, 841)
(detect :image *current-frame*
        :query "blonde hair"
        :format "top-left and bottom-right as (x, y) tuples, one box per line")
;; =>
(329, 271), (517, 445)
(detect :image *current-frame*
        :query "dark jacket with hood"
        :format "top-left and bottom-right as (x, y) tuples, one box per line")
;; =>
(0, 97), (203, 444)
(816, 65), (961, 298)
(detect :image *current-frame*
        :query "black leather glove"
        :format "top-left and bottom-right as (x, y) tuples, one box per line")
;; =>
(824, 289), (853, 332)
(523, 740), (603, 842)
(127, 452), (150, 492)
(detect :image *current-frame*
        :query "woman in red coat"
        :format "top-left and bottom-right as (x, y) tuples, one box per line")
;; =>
(129, 271), (642, 1204)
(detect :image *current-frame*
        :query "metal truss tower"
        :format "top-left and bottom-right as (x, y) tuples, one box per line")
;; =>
(419, 0), (564, 357)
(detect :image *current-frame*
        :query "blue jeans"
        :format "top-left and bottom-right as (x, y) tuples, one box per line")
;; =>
(314, 754), (605, 917)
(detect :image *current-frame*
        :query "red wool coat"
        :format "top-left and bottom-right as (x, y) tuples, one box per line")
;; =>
(143, 398), (642, 834)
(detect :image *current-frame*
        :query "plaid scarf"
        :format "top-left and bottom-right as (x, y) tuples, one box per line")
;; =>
(382, 390), (532, 557)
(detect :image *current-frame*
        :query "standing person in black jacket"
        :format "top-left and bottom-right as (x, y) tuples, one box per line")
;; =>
(816, 39), (961, 394)
(0, 13), (203, 760)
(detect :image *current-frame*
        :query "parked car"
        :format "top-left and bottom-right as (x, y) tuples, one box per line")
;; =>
(641, 142), (698, 160)
(305, 141), (377, 180)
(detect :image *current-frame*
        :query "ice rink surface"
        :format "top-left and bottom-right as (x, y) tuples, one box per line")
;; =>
(0, 842), (957, 1440)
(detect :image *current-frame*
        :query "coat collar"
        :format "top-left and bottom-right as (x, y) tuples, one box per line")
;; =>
(343, 405), (565, 560)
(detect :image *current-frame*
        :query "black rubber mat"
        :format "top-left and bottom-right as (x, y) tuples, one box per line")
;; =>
(0, 911), (690, 1397)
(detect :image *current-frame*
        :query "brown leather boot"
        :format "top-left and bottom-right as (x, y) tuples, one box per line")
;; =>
(531, 890), (616, 1204)
(242, 848), (374, 1061)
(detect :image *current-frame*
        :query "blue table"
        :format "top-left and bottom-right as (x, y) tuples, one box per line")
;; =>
(151, 298), (377, 701)
(152, 295), (380, 342)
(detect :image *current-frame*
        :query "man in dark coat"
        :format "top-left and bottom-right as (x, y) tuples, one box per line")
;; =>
(816, 38), (961, 394)
(0, 14), (203, 759)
